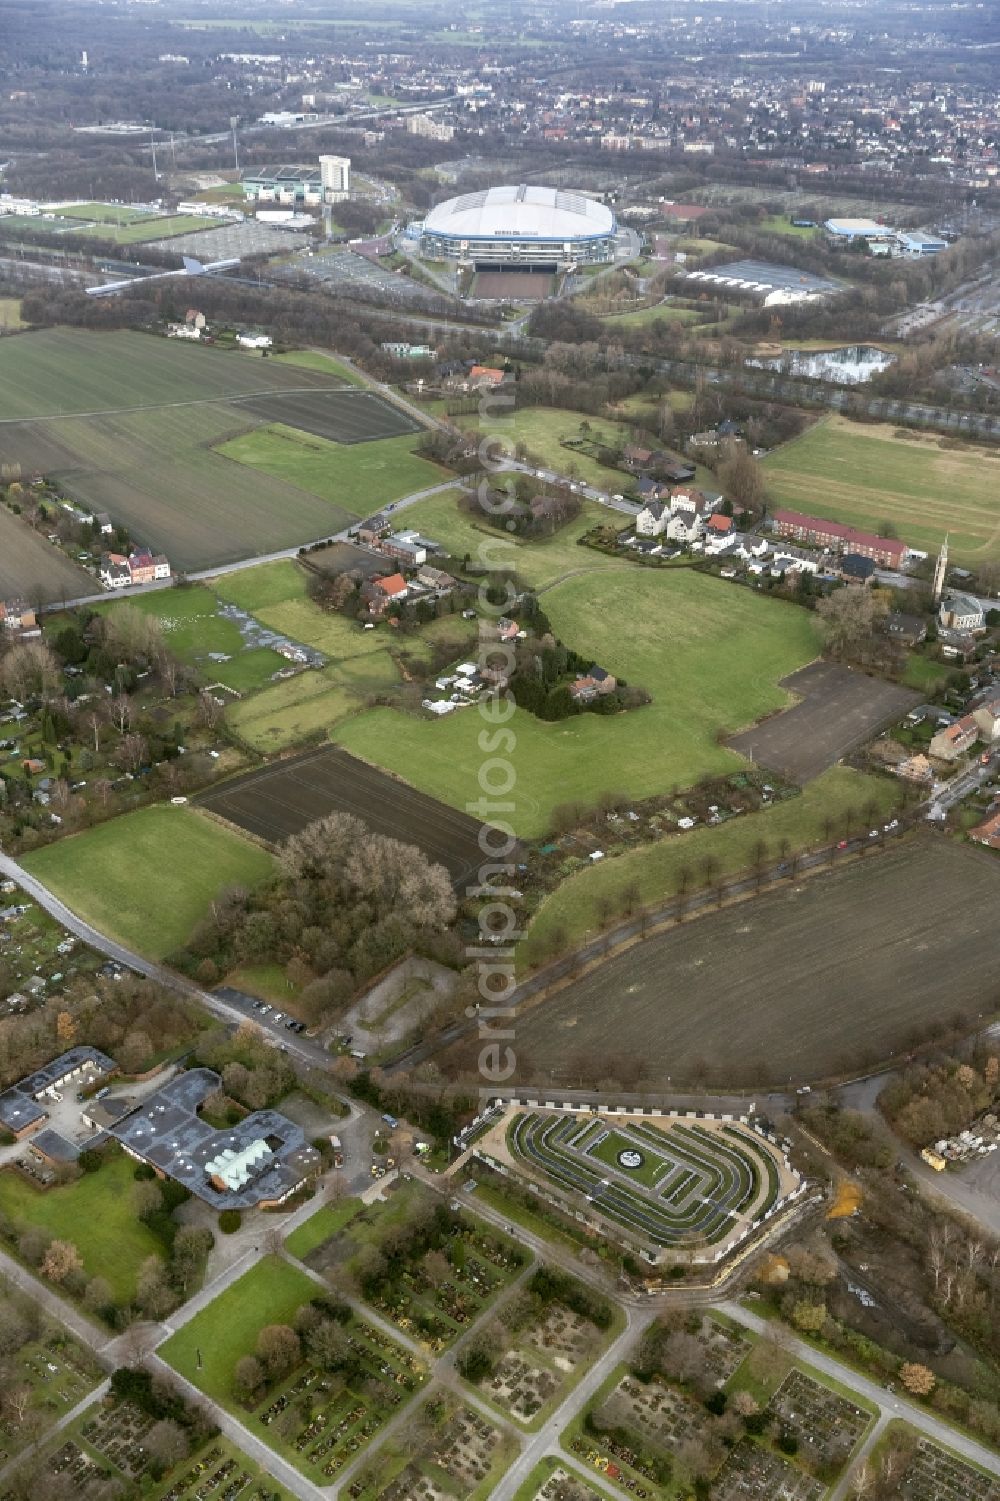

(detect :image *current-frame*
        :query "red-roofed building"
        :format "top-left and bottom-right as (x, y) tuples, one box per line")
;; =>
(468, 365), (506, 389)
(770, 509), (906, 567)
(970, 808), (1000, 849)
(707, 514), (733, 534)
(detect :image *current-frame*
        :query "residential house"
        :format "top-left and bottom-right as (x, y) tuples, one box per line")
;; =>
(416, 564), (456, 591)
(94, 512), (114, 536)
(886, 611), (927, 646)
(839, 553), (877, 584)
(151, 554), (171, 580)
(665, 486), (715, 544)
(636, 499), (668, 537)
(0, 599), (37, 631)
(127, 550), (156, 585)
(100, 553), (131, 589)
(939, 632), (978, 662)
(939, 592), (985, 633)
(769, 509), (906, 568)
(356, 513), (392, 545)
(368, 573), (408, 616)
(706, 514), (733, 539)
(623, 444), (654, 471)
(972, 693), (1000, 743)
(969, 808), (1000, 849)
(929, 713), (979, 762)
(569, 664), (617, 703)
(467, 365), (506, 390)
(769, 546), (821, 577)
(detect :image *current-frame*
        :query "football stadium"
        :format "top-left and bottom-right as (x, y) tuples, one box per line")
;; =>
(419, 184), (617, 270)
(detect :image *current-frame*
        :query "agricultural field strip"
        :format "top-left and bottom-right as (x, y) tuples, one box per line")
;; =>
(509, 1114), (776, 1245)
(195, 745), (489, 887)
(0, 384), (382, 427)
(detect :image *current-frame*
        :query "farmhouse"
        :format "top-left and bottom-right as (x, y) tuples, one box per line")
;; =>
(0, 1046), (116, 1142)
(929, 714), (979, 762)
(356, 513), (392, 544)
(367, 573), (408, 616)
(770, 508), (906, 567)
(939, 592), (985, 633)
(377, 534), (427, 567)
(112, 1068), (321, 1209)
(569, 664), (618, 703)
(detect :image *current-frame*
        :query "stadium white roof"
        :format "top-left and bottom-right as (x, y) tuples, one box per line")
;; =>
(424, 185), (614, 241)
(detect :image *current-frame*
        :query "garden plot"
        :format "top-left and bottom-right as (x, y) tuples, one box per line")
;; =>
(486, 1351), (558, 1423)
(612, 1374), (708, 1452)
(80, 1399), (155, 1479)
(253, 1325), (425, 1482)
(530, 1466), (608, 1501)
(768, 1370), (869, 1473)
(304, 1187), (526, 1352)
(41, 1429), (293, 1501)
(468, 1269), (617, 1429)
(373, 1402), (510, 1501)
(712, 1441), (824, 1501)
(901, 1438), (1000, 1501)
(0, 1331), (101, 1462)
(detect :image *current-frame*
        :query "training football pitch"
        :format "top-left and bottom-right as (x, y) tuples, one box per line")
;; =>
(763, 415), (1000, 562)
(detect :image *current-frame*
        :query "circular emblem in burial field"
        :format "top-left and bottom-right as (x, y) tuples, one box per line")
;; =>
(618, 1148), (644, 1170)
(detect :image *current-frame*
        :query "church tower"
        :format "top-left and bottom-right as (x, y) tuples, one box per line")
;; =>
(932, 535), (949, 606)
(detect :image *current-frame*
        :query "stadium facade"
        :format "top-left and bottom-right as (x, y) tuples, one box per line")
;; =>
(420, 184), (616, 268)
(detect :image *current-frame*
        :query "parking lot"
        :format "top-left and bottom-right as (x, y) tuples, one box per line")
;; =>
(144, 220), (301, 260)
(279, 244), (437, 301)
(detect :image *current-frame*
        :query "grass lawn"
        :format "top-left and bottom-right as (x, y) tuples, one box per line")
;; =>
(218, 422), (445, 513)
(210, 558), (308, 611)
(285, 1198), (364, 1260)
(223, 961), (301, 1004)
(391, 489), (618, 589)
(447, 406), (632, 491)
(272, 349), (366, 384)
(601, 302), (703, 328)
(902, 653), (950, 692)
(520, 766), (900, 964)
(160, 1256), (316, 1403)
(335, 569), (821, 838)
(759, 214), (820, 237)
(0, 296), (25, 330)
(95, 586), (285, 691)
(764, 414), (1000, 562)
(21, 805), (275, 959)
(0, 1149), (166, 1304)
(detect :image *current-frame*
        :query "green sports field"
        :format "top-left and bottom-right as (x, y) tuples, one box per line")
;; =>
(0, 1149), (166, 1303)
(217, 422), (445, 512)
(764, 414), (1000, 561)
(21, 805), (275, 959)
(334, 568), (822, 838)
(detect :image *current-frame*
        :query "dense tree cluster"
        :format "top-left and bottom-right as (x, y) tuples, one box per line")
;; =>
(177, 812), (457, 1025)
